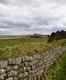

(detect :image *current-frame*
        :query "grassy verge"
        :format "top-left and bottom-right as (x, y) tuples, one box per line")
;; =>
(47, 52), (66, 80)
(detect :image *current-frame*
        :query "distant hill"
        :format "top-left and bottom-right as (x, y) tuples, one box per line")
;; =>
(48, 30), (66, 42)
(30, 33), (48, 38)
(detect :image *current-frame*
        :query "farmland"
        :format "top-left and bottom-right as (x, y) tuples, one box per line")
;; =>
(0, 36), (66, 80)
(0, 36), (50, 59)
(0, 35), (65, 59)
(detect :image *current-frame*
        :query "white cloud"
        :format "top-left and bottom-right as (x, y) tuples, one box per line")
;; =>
(0, 0), (66, 35)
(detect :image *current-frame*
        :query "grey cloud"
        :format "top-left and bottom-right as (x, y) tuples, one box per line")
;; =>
(0, 0), (66, 6)
(0, 15), (66, 35)
(0, 0), (9, 5)
(0, 0), (66, 35)
(0, 0), (39, 6)
(46, 0), (66, 5)
(0, 0), (7, 4)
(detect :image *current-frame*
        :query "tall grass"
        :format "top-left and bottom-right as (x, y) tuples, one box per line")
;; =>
(0, 37), (66, 59)
(47, 52), (66, 80)
(0, 37), (50, 59)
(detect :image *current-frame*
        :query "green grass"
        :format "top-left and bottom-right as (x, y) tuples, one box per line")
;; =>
(47, 52), (66, 80)
(0, 36), (65, 59)
(0, 36), (66, 79)
(56, 53), (66, 80)
(0, 37), (51, 59)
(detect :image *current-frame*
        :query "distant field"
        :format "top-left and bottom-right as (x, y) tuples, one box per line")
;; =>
(0, 36), (66, 59)
(0, 36), (50, 59)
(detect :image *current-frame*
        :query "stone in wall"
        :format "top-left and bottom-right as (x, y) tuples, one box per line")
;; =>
(0, 46), (65, 80)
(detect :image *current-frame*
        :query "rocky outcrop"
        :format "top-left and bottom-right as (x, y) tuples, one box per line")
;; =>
(0, 46), (66, 80)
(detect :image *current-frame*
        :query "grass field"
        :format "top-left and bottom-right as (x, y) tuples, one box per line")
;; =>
(0, 36), (66, 79)
(0, 36), (66, 59)
(0, 37), (51, 59)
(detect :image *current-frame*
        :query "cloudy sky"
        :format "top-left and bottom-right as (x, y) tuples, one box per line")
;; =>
(0, 0), (66, 35)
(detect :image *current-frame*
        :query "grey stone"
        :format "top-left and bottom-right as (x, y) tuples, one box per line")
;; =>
(0, 61), (8, 68)
(0, 46), (65, 79)
(6, 77), (13, 80)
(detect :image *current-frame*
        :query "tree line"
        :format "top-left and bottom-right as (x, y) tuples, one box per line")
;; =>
(48, 30), (66, 42)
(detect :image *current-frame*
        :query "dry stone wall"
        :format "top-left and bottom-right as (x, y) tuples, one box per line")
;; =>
(0, 46), (66, 80)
